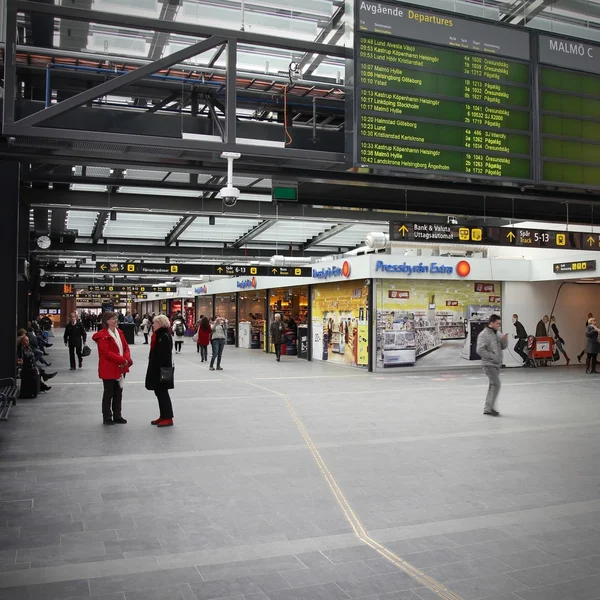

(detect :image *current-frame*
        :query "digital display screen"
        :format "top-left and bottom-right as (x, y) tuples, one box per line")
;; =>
(540, 65), (600, 187)
(355, 14), (532, 179)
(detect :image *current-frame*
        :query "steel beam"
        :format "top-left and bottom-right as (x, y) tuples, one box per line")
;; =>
(3, 8), (17, 127)
(16, 36), (228, 127)
(33, 242), (326, 259)
(302, 223), (352, 250)
(14, 0), (347, 58)
(24, 189), (393, 223)
(4, 123), (346, 164)
(148, 91), (181, 114)
(225, 39), (237, 144)
(148, 0), (182, 60)
(91, 210), (109, 243)
(231, 219), (276, 249)
(165, 215), (196, 246)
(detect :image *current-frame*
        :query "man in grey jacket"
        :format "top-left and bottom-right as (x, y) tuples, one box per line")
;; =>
(476, 314), (508, 416)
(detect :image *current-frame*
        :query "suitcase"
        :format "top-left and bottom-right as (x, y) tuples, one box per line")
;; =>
(20, 367), (41, 399)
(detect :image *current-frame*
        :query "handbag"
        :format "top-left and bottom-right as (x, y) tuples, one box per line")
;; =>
(159, 365), (174, 386)
(192, 332), (198, 343)
(81, 345), (92, 357)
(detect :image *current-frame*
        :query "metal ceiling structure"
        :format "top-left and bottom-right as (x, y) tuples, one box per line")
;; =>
(4, 0), (600, 288)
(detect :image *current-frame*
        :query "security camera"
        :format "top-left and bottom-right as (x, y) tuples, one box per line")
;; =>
(365, 279), (370, 286)
(219, 184), (240, 207)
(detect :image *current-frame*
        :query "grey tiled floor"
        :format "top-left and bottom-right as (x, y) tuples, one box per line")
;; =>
(1, 332), (600, 600)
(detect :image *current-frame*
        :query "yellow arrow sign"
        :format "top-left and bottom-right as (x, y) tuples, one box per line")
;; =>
(99, 264), (107, 271)
(588, 236), (595, 247)
(272, 268), (278, 274)
(507, 231), (516, 241)
(399, 225), (409, 237)
(217, 266), (223, 273)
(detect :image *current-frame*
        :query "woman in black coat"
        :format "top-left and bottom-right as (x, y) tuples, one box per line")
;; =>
(585, 317), (600, 374)
(145, 315), (175, 426)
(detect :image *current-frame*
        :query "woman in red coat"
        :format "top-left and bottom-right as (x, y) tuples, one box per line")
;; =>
(92, 311), (133, 425)
(196, 316), (212, 362)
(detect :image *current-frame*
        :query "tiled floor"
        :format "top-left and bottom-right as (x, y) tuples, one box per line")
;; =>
(1, 332), (600, 600)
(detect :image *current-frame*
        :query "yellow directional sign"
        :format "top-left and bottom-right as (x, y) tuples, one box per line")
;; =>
(471, 228), (482, 242)
(588, 236), (596, 247)
(458, 228), (470, 241)
(506, 231), (516, 242)
(217, 266), (224, 273)
(127, 264), (136, 272)
(556, 233), (566, 246)
(170, 265), (178, 273)
(398, 224), (409, 237)
(250, 267), (257, 275)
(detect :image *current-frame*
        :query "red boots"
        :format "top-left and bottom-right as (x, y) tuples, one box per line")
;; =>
(157, 418), (173, 427)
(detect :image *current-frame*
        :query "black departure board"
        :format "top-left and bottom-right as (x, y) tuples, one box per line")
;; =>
(354, 2), (532, 180)
(538, 36), (600, 187)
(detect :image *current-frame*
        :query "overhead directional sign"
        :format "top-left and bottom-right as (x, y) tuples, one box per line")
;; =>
(554, 260), (596, 274)
(391, 222), (587, 250)
(96, 263), (312, 277)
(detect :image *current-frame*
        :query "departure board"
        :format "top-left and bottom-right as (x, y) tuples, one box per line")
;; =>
(539, 36), (600, 187)
(354, 2), (532, 180)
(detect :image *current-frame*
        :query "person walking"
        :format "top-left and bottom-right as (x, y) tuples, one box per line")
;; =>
(512, 314), (528, 365)
(196, 316), (211, 362)
(535, 315), (550, 338)
(92, 311), (133, 425)
(209, 317), (226, 371)
(64, 312), (87, 370)
(172, 316), (185, 354)
(145, 315), (175, 428)
(578, 312), (594, 363)
(550, 316), (570, 365)
(141, 314), (151, 344)
(476, 314), (508, 417)
(585, 317), (600, 374)
(270, 313), (284, 362)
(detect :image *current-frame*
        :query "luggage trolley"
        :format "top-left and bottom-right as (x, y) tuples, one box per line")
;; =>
(527, 335), (554, 367)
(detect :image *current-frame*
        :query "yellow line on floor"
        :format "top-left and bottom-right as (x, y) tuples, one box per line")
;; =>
(243, 377), (464, 600)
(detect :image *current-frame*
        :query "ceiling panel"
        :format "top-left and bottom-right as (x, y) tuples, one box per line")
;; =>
(178, 217), (262, 242)
(103, 213), (181, 239)
(253, 220), (328, 243)
(66, 211), (100, 237)
(318, 223), (388, 247)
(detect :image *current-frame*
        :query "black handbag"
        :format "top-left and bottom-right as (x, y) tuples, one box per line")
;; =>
(81, 345), (92, 357)
(159, 365), (174, 386)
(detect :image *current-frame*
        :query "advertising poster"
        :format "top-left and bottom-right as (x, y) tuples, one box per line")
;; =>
(312, 280), (369, 368)
(376, 279), (501, 369)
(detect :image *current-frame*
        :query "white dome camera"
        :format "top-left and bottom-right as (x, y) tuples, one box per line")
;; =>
(219, 184), (240, 207)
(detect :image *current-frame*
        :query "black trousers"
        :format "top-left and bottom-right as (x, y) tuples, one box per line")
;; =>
(69, 343), (83, 369)
(514, 339), (528, 362)
(274, 343), (282, 359)
(587, 353), (598, 373)
(102, 379), (123, 419)
(175, 341), (183, 352)
(143, 333), (149, 344)
(155, 389), (173, 419)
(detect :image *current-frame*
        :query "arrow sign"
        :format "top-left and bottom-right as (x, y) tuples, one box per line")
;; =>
(398, 225), (409, 237)
(271, 268), (278, 274)
(506, 231), (516, 242)
(588, 236), (595, 247)
(99, 264), (107, 271)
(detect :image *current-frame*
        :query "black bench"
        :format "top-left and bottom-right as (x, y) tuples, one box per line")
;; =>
(0, 378), (17, 421)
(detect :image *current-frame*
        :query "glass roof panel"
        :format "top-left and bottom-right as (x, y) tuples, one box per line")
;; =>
(253, 220), (328, 243)
(103, 213), (181, 239)
(66, 211), (100, 237)
(178, 217), (262, 242)
(316, 223), (388, 247)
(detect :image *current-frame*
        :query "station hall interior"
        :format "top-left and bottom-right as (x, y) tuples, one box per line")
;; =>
(4, 0), (600, 599)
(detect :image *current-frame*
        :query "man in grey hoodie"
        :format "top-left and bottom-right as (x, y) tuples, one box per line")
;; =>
(476, 314), (508, 416)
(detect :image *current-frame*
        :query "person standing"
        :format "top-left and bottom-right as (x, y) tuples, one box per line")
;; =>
(512, 314), (528, 365)
(209, 317), (226, 371)
(196, 316), (211, 362)
(585, 317), (600, 374)
(535, 315), (550, 338)
(476, 314), (508, 417)
(550, 316), (570, 366)
(145, 315), (174, 427)
(141, 314), (151, 344)
(134, 313), (142, 335)
(270, 313), (284, 362)
(64, 312), (87, 371)
(172, 316), (185, 354)
(92, 311), (132, 425)
(578, 313), (594, 363)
